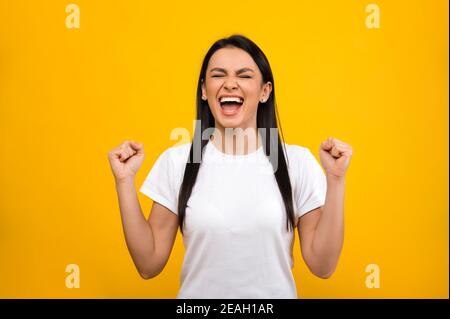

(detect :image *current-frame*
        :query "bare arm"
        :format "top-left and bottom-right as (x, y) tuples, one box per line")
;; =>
(298, 174), (345, 279)
(115, 177), (178, 279)
(109, 140), (179, 279)
(298, 137), (351, 279)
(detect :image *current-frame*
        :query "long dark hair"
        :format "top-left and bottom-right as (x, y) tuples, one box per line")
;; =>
(177, 34), (295, 235)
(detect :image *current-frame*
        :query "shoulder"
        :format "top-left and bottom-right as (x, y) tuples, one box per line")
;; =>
(282, 142), (321, 172)
(282, 142), (310, 161)
(158, 142), (191, 168)
(163, 142), (191, 158)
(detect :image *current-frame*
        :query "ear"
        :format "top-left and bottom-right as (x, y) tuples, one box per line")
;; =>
(201, 79), (207, 99)
(261, 81), (273, 102)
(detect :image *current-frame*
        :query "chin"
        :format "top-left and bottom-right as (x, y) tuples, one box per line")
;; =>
(218, 118), (244, 129)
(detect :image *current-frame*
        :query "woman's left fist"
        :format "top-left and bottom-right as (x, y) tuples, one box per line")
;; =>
(318, 137), (353, 179)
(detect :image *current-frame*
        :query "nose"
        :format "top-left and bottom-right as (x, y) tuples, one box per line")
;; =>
(223, 78), (238, 90)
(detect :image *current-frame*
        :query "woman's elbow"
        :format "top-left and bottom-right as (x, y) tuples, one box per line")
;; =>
(139, 272), (154, 280)
(313, 269), (335, 279)
(139, 270), (160, 280)
(305, 253), (340, 279)
(138, 267), (162, 280)
(307, 260), (337, 279)
(310, 264), (337, 279)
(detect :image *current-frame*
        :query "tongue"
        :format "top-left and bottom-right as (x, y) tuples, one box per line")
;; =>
(221, 103), (241, 115)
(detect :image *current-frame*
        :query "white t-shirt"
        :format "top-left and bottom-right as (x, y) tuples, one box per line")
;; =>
(139, 140), (327, 299)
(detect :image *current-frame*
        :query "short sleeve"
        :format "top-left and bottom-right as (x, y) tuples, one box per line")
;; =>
(294, 147), (327, 219)
(139, 149), (178, 215)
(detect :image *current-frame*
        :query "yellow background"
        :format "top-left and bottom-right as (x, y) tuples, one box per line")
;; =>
(0, 0), (448, 298)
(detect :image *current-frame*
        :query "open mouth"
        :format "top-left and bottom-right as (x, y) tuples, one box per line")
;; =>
(219, 96), (244, 116)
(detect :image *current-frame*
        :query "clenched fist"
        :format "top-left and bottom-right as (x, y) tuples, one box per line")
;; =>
(318, 137), (353, 179)
(108, 140), (145, 182)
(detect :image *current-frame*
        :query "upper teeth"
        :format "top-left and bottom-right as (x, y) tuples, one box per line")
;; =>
(220, 96), (243, 103)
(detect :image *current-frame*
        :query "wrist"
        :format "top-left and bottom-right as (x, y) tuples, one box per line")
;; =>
(115, 176), (136, 187)
(326, 173), (346, 183)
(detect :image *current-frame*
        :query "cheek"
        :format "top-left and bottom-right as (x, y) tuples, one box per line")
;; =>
(242, 82), (261, 98)
(243, 93), (260, 116)
(206, 81), (222, 94)
(242, 83), (262, 106)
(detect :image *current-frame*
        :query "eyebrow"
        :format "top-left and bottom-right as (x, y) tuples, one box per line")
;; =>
(209, 67), (255, 74)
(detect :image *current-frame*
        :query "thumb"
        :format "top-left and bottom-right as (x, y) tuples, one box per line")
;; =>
(321, 138), (332, 151)
(130, 140), (144, 153)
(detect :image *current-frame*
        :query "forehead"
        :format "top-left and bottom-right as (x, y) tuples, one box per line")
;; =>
(207, 47), (258, 71)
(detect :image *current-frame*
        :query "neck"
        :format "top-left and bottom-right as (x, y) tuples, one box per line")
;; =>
(210, 124), (261, 155)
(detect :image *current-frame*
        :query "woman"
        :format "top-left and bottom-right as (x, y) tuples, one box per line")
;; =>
(108, 34), (353, 299)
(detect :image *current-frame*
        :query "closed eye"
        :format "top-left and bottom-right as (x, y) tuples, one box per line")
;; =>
(211, 75), (252, 78)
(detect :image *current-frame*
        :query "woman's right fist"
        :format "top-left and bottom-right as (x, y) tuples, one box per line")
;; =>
(108, 140), (145, 182)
